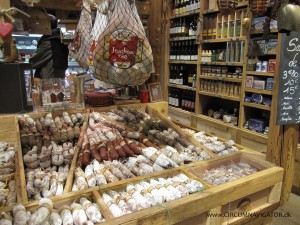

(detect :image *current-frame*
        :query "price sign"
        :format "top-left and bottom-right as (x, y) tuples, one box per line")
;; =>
(277, 32), (300, 124)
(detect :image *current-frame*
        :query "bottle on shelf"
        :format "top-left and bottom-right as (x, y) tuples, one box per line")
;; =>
(179, 65), (184, 85)
(182, 90), (187, 110)
(169, 87), (174, 106)
(186, 0), (191, 12)
(175, 88), (180, 108)
(191, 91), (196, 112)
(192, 69), (197, 88)
(196, 0), (200, 9)
(188, 69), (193, 87)
(175, 0), (179, 15)
(181, 0), (187, 13)
(170, 42), (174, 60)
(177, 0), (182, 14)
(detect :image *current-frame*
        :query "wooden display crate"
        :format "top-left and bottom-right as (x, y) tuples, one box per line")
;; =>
(0, 188), (113, 224)
(184, 152), (284, 225)
(98, 167), (209, 225)
(0, 104), (284, 224)
(64, 105), (214, 194)
(15, 109), (89, 204)
(0, 115), (22, 210)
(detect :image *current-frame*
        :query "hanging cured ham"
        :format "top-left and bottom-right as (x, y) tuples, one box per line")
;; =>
(74, 0), (92, 70)
(93, 0), (154, 86)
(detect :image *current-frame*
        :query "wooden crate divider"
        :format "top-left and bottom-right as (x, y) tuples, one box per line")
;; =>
(64, 110), (90, 193)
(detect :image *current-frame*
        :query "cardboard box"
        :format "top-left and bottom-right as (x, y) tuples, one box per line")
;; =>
(246, 76), (254, 88)
(268, 59), (276, 72)
(248, 118), (265, 133)
(267, 39), (278, 55)
(253, 80), (266, 90)
(252, 17), (267, 33)
(266, 78), (274, 91)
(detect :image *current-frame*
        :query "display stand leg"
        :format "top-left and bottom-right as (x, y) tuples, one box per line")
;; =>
(281, 124), (299, 205)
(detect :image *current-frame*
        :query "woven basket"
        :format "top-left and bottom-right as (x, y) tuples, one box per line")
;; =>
(217, 0), (238, 15)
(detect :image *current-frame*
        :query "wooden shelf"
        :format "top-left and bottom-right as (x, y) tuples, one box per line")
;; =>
(201, 62), (244, 66)
(243, 102), (271, 111)
(244, 88), (273, 95)
(197, 114), (238, 128)
(202, 37), (246, 43)
(168, 84), (196, 91)
(203, 1), (248, 14)
(199, 75), (242, 83)
(170, 36), (197, 41)
(169, 60), (198, 64)
(170, 9), (200, 19)
(246, 71), (274, 77)
(250, 28), (278, 34)
(168, 106), (196, 115)
(199, 91), (241, 102)
(241, 128), (268, 138)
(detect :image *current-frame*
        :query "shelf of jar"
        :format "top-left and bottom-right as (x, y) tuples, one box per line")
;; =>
(170, 36), (198, 41)
(201, 37), (246, 43)
(169, 60), (198, 64)
(243, 102), (271, 111)
(168, 84), (197, 91)
(201, 62), (244, 66)
(250, 28), (278, 35)
(199, 75), (242, 83)
(246, 71), (274, 77)
(168, 106), (196, 115)
(199, 91), (241, 102)
(244, 88), (273, 95)
(170, 9), (200, 19)
(202, 1), (248, 15)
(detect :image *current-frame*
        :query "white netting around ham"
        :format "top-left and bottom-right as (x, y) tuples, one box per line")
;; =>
(93, 0), (154, 87)
(74, 0), (92, 70)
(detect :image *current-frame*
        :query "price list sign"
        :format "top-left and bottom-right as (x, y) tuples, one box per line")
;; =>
(277, 32), (300, 125)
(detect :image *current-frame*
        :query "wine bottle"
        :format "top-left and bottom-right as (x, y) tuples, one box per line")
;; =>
(176, 42), (180, 60)
(191, 91), (195, 112)
(169, 88), (173, 106)
(192, 69), (197, 88)
(179, 65), (184, 85)
(175, 0), (180, 15)
(188, 69), (193, 87)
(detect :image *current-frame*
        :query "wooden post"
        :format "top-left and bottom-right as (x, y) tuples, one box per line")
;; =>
(266, 34), (283, 165)
(281, 125), (299, 204)
(0, 0), (10, 9)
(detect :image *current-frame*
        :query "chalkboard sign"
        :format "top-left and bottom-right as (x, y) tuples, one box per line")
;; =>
(277, 32), (300, 125)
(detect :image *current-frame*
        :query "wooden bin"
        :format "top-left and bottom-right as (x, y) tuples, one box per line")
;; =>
(64, 104), (214, 194)
(0, 188), (113, 224)
(98, 167), (210, 225)
(0, 115), (22, 211)
(15, 109), (89, 205)
(184, 151), (284, 225)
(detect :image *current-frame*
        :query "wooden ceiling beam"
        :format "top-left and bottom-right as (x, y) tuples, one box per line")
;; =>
(11, 0), (150, 14)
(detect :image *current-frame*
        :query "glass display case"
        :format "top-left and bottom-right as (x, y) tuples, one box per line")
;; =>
(12, 34), (42, 62)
